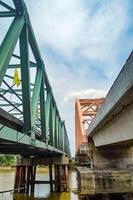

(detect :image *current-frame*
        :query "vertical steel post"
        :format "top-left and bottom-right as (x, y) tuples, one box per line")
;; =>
(20, 23), (32, 135)
(49, 102), (54, 146)
(40, 75), (46, 141)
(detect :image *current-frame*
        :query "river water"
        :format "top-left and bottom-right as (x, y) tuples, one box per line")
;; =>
(0, 169), (78, 200)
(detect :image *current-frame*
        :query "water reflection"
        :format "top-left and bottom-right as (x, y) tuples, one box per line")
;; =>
(13, 191), (78, 200)
(0, 170), (79, 200)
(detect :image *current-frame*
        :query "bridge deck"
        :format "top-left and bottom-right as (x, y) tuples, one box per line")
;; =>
(87, 51), (133, 146)
(0, 125), (65, 156)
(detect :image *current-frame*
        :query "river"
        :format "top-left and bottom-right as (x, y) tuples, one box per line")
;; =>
(0, 168), (78, 200)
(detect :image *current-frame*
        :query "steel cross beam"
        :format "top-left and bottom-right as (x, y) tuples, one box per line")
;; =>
(0, 0), (71, 156)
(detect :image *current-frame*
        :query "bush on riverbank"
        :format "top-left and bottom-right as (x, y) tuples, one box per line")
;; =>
(0, 155), (15, 166)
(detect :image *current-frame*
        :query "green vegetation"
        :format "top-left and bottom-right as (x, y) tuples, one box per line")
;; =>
(0, 155), (15, 166)
(70, 158), (77, 169)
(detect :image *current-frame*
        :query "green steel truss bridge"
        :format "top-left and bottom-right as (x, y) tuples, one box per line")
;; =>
(0, 0), (71, 157)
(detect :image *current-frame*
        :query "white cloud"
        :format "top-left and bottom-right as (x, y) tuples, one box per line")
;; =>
(64, 89), (107, 102)
(26, 0), (132, 156)
(28, 0), (130, 76)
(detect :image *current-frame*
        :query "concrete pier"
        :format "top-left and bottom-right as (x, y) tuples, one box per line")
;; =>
(77, 167), (133, 195)
(77, 142), (133, 198)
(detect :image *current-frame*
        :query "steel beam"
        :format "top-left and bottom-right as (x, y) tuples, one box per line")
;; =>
(55, 114), (59, 149)
(0, 16), (24, 86)
(0, 108), (23, 131)
(19, 23), (32, 135)
(8, 63), (37, 68)
(45, 92), (51, 143)
(28, 21), (42, 66)
(49, 103), (56, 146)
(13, 0), (24, 16)
(40, 75), (46, 141)
(0, 0), (71, 156)
(31, 68), (42, 130)
(62, 122), (65, 152)
(0, 1), (15, 11)
(0, 125), (67, 155)
(0, 11), (16, 17)
(0, 103), (22, 107)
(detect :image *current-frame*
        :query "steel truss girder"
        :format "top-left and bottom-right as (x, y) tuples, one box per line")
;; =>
(0, 0), (71, 156)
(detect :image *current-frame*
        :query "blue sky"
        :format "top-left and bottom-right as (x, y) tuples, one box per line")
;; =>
(26, 0), (133, 155)
(1, 0), (133, 155)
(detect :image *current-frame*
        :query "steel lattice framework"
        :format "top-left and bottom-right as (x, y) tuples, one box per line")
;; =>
(0, 0), (70, 156)
(75, 98), (104, 153)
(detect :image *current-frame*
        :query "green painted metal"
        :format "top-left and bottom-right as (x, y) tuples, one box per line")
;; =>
(51, 105), (56, 147)
(8, 63), (37, 68)
(28, 21), (42, 66)
(31, 68), (42, 130)
(55, 114), (59, 149)
(0, 103), (22, 107)
(0, 16), (24, 86)
(0, 11), (16, 17)
(0, 0), (71, 156)
(49, 102), (55, 146)
(19, 23), (32, 135)
(62, 122), (65, 152)
(0, 124), (67, 156)
(0, 1), (15, 11)
(40, 75), (46, 141)
(60, 122), (64, 151)
(45, 92), (52, 143)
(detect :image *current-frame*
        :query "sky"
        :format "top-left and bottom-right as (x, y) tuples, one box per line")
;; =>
(1, 0), (133, 156)
(26, 0), (133, 156)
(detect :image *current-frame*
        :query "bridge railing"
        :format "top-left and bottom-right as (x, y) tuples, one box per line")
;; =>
(0, 0), (71, 156)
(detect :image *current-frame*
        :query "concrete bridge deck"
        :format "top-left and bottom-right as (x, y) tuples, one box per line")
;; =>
(87, 51), (133, 147)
